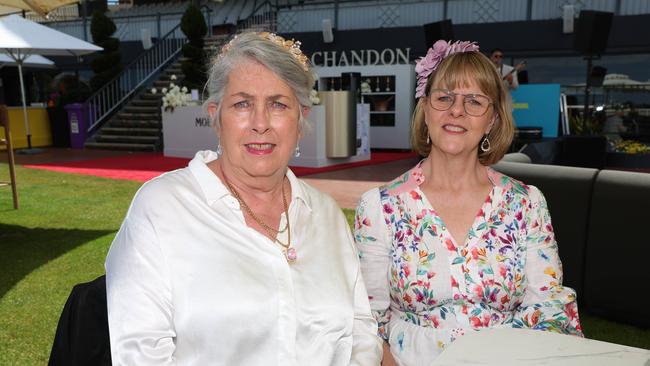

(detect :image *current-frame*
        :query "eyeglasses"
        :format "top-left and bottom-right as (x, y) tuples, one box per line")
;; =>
(428, 89), (493, 117)
(492, 54), (503, 59)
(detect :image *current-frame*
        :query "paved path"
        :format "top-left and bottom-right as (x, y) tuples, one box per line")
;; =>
(302, 158), (418, 208)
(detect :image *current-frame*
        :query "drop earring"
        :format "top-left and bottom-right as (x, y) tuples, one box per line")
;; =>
(294, 145), (301, 158)
(216, 143), (222, 155)
(427, 135), (430, 145)
(480, 135), (491, 152)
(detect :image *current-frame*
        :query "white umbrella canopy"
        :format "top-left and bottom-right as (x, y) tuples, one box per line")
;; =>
(0, 0), (78, 17)
(0, 14), (101, 149)
(566, 74), (650, 92)
(0, 14), (102, 57)
(0, 53), (54, 68)
(602, 74), (650, 91)
(0, 5), (21, 15)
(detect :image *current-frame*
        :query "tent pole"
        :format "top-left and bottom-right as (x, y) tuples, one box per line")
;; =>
(17, 60), (32, 149)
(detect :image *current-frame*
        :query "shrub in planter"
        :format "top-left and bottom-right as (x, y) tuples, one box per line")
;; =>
(46, 74), (92, 147)
(180, 4), (207, 89)
(90, 10), (122, 91)
(47, 75), (91, 110)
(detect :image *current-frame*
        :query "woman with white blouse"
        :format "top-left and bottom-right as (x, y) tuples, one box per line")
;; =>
(105, 32), (382, 366)
(354, 41), (582, 366)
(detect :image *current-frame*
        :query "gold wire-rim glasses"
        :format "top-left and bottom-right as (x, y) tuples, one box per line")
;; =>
(428, 89), (493, 117)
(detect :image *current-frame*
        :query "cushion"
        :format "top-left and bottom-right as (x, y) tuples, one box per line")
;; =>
(500, 152), (532, 164)
(583, 170), (650, 327)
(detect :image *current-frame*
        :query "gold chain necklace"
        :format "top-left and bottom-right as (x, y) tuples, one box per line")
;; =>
(225, 180), (288, 235)
(223, 176), (296, 263)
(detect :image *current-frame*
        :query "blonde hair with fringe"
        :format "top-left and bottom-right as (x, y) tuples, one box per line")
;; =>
(410, 52), (514, 165)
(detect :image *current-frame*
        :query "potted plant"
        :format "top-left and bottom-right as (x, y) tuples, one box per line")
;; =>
(90, 10), (122, 91)
(561, 112), (607, 169)
(180, 3), (207, 90)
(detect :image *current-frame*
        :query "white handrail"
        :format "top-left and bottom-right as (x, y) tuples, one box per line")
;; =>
(85, 23), (186, 133)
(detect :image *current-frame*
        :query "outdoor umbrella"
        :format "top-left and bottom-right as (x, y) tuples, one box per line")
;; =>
(0, 0), (78, 17)
(0, 14), (101, 150)
(0, 53), (54, 68)
(0, 5), (21, 15)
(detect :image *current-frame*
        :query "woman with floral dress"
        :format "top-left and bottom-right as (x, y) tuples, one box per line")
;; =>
(354, 41), (582, 366)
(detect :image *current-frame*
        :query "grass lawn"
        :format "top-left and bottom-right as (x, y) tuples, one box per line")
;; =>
(0, 164), (140, 365)
(1, 163), (648, 364)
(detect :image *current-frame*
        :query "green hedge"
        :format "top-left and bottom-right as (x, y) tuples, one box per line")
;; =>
(180, 4), (207, 89)
(90, 11), (122, 91)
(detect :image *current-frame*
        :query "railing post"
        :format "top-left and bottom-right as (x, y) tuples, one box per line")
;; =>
(83, 22), (186, 133)
(82, 0), (88, 41)
(204, 6), (213, 37)
(157, 13), (161, 39)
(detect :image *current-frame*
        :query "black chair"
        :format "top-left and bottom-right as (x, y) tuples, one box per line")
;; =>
(48, 275), (111, 366)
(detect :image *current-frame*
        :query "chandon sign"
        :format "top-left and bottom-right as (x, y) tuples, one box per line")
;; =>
(310, 48), (411, 67)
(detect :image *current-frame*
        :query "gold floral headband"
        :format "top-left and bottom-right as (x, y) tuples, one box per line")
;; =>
(219, 32), (310, 72)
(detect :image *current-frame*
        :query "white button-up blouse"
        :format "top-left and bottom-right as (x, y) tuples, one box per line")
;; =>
(105, 150), (382, 366)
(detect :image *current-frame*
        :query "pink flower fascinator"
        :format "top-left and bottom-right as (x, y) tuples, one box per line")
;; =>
(414, 40), (480, 98)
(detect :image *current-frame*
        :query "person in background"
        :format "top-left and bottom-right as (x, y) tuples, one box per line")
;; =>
(106, 31), (382, 366)
(354, 40), (582, 366)
(602, 106), (627, 142)
(490, 48), (519, 90)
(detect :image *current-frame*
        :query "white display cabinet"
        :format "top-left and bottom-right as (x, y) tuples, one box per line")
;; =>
(290, 104), (370, 168)
(162, 104), (370, 168)
(314, 64), (415, 149)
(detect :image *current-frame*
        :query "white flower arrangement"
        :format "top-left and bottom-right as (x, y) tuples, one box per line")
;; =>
(361, 79), (372, 94)
(151, 75), (197, 112)
(309, 89), (320, 105)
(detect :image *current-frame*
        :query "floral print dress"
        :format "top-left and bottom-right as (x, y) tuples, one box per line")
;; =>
(354, 162), (582, 366)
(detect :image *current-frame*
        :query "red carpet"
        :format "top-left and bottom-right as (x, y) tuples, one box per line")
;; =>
(23, 151), (417, 182)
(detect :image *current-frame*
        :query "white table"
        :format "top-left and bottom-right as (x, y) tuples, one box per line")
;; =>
(432, 328), (649, 366)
